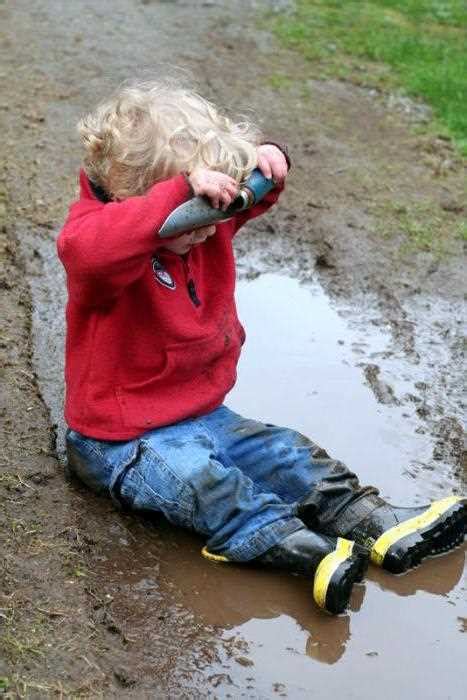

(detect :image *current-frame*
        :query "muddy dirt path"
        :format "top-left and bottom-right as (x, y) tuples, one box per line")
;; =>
(1, 0), (465, 697)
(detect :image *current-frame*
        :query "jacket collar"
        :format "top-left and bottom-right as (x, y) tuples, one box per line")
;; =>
(79, 169), (111, 203)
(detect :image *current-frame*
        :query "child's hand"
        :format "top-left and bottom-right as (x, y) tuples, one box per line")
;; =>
(188, 168), (239, 211)
(257, 144), (288, 186)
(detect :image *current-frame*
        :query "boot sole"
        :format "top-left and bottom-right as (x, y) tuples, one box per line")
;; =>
(371, 497), (466, 574)
(313, 538), (368, 615)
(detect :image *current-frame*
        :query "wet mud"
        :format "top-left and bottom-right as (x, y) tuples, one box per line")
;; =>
(0, 0), (465, 697)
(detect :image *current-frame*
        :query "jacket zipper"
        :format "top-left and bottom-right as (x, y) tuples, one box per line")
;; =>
(183, 254), (201, 307)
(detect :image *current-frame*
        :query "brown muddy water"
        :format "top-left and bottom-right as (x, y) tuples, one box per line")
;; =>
(25, 242), (466, 697)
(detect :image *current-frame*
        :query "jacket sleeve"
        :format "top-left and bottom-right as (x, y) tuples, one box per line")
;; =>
(57, 173), (191, 305)
(230, 142), (290, 236)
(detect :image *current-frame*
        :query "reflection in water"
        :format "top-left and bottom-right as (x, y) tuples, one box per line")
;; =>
(88, 510), (465, 669)
(349, 582), (366, 612)
(86, 509), (466, 679)
(83, 504), (355, 666)
(306, 615), (350, 665)
(369, 547), (465, 598)
(169, 556), (357, 666)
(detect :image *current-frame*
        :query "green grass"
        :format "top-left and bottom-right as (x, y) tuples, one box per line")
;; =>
(267, 1), (467, 153)
(0, 677), (11, 692)
(457, 220), (467, 241)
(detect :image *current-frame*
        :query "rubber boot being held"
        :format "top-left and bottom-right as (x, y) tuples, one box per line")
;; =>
(299, 493), (466, 575)
(202, 528), (369, 615)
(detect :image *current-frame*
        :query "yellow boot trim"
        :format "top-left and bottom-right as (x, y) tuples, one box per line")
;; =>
(313, 538), (355, 610)
(370, 496), (461, 566)
(201, 546), (230, 563)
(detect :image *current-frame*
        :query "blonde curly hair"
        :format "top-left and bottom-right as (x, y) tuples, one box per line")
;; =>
(77, 79), (262, 200)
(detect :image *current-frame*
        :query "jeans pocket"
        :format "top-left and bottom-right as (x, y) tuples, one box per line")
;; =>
(118, 441), (194, 529)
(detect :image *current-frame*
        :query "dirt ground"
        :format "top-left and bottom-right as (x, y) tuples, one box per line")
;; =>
(0, 1), (465, 697)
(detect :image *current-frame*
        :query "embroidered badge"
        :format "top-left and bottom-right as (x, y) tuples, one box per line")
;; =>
(152, 257), (176, 290)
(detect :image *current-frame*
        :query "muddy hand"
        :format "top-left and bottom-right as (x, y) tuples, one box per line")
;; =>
(257, 144), (288, 186)
(188, 168), (239, 211)
(159, 168), (276, 239)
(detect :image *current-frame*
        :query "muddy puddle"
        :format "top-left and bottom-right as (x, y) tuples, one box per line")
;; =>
(95, 515), (465, 698)
(231, 273), (463, 501)
(25, 243), (466, 697)
(82, 502), (465, 697)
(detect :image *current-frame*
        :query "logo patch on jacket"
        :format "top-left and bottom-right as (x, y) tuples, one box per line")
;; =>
(152, 257), (176, 290)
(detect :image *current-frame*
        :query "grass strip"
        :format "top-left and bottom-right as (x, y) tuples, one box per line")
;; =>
(267, 0), (467, 153)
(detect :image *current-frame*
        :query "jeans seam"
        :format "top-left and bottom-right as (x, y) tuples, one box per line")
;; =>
(137, 441), (193, 519)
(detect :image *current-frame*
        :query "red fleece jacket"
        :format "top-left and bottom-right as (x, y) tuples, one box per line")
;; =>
(57, 171), (282, 439)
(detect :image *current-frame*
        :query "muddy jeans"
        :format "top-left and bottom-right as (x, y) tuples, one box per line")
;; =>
(66, 405), (373, 561)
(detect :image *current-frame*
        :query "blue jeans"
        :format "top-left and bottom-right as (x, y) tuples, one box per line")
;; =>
(66, 405), (367, 561)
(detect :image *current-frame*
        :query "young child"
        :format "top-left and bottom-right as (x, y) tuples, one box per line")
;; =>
(58, 79), (465, 615)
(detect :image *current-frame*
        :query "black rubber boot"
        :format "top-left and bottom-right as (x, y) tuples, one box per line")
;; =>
(202, 529), (369, 615)
(300, 493), (466, 574)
